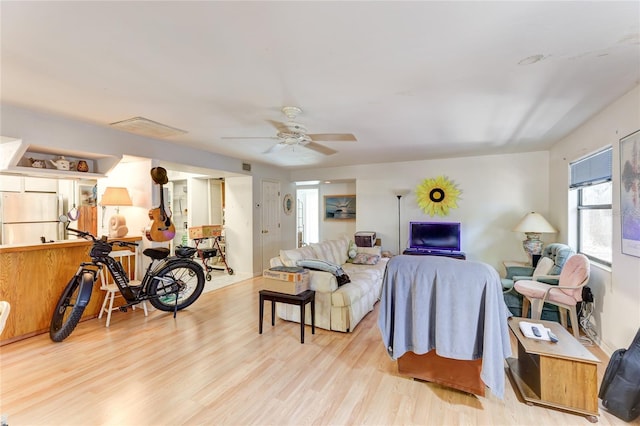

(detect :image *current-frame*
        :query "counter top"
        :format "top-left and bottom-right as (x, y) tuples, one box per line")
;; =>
(0, 235), (142, 254)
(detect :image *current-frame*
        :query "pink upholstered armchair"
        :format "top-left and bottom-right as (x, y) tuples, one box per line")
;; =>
(514, 254), (590, 339)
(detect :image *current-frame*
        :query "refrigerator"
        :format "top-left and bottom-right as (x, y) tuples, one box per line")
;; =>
(1, 192), (61, 244)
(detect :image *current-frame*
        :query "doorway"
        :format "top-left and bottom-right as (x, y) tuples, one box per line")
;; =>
(296, 187), (319, 246)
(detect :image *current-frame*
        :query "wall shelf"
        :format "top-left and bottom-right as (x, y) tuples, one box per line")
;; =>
(0, 137), (121, 179)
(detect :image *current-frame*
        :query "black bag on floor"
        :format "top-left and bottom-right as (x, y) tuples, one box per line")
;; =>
(598, 328), (640, 422)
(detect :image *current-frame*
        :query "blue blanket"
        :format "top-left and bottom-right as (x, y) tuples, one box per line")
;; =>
(378, 255), (512, 399)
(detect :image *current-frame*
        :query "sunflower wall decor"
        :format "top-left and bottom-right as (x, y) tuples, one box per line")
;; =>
(416, 175), (462, 217)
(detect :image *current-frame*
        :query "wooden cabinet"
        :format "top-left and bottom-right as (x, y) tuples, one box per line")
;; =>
(507, 317), (601, 422)
(0, 237), (141, 345)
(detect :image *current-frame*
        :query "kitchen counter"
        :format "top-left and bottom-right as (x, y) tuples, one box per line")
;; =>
(0, 235), (142, 345)
(0, 238), (106, 253)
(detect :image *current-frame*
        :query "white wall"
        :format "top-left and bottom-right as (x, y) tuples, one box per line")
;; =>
(292, 151), (550, 272)
(549, 84), (640, 354)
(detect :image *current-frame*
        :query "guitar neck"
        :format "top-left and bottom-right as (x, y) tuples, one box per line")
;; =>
(159, 183), (165, 206)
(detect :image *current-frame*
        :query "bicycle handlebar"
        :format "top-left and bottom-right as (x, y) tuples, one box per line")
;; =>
(65, 226), (138, 247)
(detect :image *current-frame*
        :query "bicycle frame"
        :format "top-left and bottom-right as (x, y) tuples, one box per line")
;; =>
(99, 251), (194, 306)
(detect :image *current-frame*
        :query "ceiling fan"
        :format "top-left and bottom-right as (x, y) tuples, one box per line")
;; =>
(223, 106), (357, 155)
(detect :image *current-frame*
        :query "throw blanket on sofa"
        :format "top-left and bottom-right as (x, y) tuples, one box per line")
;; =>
(377, 255), (512, 399)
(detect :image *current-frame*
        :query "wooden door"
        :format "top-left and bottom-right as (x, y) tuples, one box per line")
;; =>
(261, 180), (281, 270)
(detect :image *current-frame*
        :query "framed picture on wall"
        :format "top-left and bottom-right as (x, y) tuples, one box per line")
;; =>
(79, 184), (97, 207)
(620, 129), (640, 258)
(324, 194), (356, 220)
(283, 193), (293, 215)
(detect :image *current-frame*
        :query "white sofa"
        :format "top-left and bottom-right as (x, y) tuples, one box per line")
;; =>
(269, 237), (389, 332)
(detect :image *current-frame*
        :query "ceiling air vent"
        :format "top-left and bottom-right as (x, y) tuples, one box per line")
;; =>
(110, 117), (187, 138)
(242, 162), (252, 172)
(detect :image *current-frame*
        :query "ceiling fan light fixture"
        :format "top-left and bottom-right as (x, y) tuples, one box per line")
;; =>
(282, 106), (302, 119)
(284, 121), (307, 133)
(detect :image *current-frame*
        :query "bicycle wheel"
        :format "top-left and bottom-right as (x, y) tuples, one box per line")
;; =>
(148, 260), (205, 311)
(49, 272), (94, 342)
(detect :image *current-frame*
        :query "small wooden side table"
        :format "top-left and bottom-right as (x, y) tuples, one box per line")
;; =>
(259, 289), (315, 343)
(507, 317), (601, 422)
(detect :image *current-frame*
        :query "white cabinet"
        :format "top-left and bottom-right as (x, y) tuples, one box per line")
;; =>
(0, 175), (22, 192)
(24, 177), (58, 192)
(0, 175), (58, 192)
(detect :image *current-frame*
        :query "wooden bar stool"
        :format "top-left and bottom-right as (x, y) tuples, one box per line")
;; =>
(259, 290), (315, 343)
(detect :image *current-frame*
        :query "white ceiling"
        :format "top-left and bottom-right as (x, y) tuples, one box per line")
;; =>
(2, 1), (639, 170)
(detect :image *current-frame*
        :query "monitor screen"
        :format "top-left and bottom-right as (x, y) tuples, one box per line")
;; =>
(409, 221), (461, 251)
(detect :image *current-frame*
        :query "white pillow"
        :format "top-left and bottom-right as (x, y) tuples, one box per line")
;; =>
(357, 246), (382, 256)
(352, 253), (380, 265)
(280, 246), (315, 267)
(533, 256), (554, 277)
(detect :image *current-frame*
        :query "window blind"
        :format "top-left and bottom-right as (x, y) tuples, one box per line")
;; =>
(569, 147), (612, 188)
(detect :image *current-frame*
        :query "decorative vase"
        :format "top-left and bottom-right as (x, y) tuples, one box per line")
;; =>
(76, 160), (89, 172)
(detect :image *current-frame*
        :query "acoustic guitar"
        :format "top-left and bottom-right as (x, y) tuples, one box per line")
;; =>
(146, 178), (176, 242)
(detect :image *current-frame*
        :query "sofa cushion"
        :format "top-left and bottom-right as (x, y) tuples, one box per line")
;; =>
(342, 257), (388, 280)
(331, 272), (373, 307)
(309, 238), (349, 265)
(280, 246), (315, 267)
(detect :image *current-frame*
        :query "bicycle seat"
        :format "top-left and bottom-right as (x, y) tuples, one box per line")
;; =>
(175, 245), (197, 258)
(143, 247), (170, 260)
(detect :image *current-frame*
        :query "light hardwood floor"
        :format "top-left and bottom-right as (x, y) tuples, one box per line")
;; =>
(0, 277), (634, 425)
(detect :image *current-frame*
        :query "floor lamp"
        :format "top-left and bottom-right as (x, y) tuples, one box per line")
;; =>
(394, 189), (410, 255)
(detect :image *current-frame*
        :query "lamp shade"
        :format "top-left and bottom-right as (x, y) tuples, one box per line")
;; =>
(100, 187), (133, 206)
(394, 189), (410, 197)
(513, 212), (556, 234)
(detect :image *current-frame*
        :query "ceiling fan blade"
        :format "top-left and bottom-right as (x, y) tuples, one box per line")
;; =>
(221, 136), (278, 140)
(267, 120), (288, 131)
(264, 143), (287, 154)
(304, 141), (337, 155)
(308, 133), (357, 142)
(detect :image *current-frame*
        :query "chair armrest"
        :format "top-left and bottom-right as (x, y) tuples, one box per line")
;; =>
(505, 265), (534, 279)
(512, 275), (533, 282)
(540, 281), (588, 303)
(307, 270), (338, 293)
(533, 275), (560, 285)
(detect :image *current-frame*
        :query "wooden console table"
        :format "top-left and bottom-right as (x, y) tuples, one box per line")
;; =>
(507, 317), (601, 422)
(402, 250), (466, 260)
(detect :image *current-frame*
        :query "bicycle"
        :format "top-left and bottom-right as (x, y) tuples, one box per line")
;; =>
(50, 216), (205, 342)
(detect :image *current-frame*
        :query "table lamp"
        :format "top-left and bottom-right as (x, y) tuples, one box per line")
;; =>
(100, 187), (133, 238)
(513, 212), (556, 264)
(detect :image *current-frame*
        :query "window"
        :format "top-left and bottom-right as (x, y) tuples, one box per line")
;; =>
(570, 147), (613, 265)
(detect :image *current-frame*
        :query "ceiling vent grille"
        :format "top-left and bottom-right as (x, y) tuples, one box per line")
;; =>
(242, 162), (252, 172)
(110, 117), (187, 138)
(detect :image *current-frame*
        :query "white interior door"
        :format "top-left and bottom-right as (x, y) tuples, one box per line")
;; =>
(261, 180), (281, 270)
